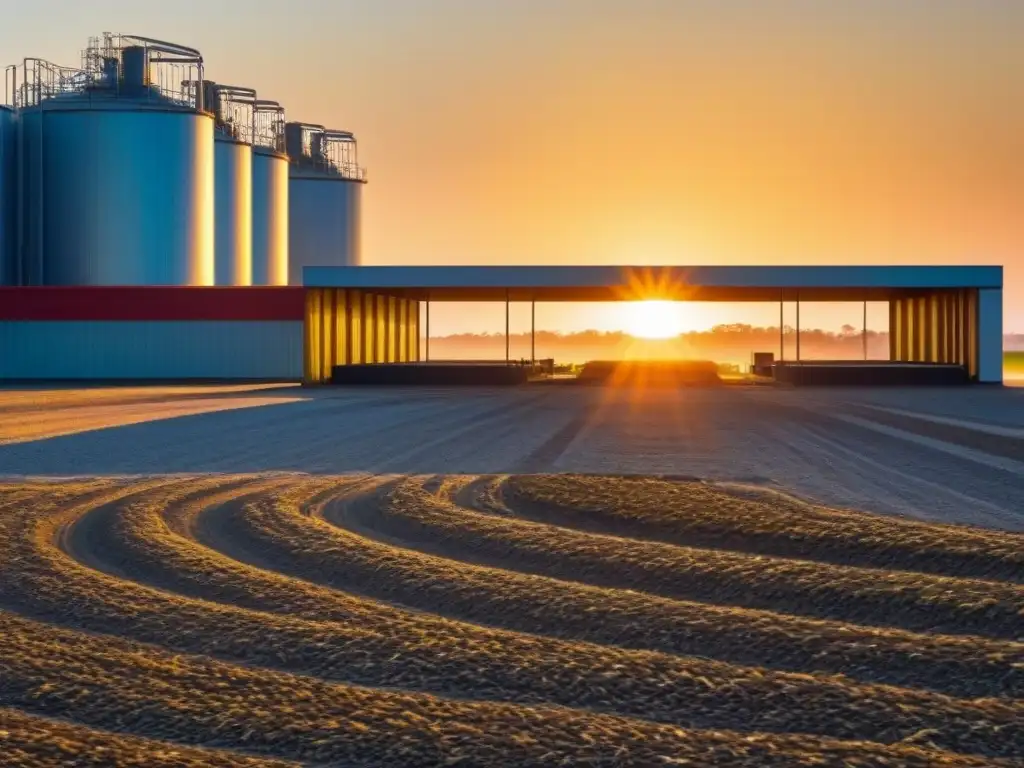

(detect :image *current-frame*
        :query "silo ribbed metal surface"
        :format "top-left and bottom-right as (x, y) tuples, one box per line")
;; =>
(251, 146), (289, 286)
(0, 107), (16, 285)
(287, 170), (363, 286)
(214, 133), (253, 285)
(19, 100), (214, 285)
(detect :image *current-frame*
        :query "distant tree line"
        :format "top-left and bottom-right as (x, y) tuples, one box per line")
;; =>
(426, 324), (894, 364)
(426, 326), (1024, 364)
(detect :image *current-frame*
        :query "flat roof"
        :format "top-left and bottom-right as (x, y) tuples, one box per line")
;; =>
(303, 265), (1002, 302)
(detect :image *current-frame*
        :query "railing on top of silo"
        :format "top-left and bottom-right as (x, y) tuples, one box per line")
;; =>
(253, 100), (286, 154)
(285, 121), (366, 181)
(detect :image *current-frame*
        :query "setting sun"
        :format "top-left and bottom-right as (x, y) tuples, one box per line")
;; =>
(624, 300), (684, 339)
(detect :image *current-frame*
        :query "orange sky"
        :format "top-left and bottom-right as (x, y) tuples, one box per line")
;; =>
(5, 1), (1022, 333)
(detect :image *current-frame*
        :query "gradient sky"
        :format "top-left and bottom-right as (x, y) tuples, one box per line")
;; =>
(4, 1), (1022, 334)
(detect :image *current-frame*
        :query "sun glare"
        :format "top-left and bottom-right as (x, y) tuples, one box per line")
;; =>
(624, 300), (683, 339)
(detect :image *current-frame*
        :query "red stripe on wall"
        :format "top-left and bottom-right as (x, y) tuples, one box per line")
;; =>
(0, 287), (306, 321)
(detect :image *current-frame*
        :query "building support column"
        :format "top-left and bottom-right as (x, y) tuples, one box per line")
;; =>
(779, 297), (785, 362)
(862, 300), (868, 360)
(425, 298), (430, 362)
(531, 299), (536, 365)
(505, 291), (510, 363)
(795, 295), (801, 362)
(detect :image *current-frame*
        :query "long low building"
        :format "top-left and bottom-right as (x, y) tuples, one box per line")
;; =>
(0, 264), (1005, 384)
(0, 287), (305, 381)
(303, 264), (1004, 384)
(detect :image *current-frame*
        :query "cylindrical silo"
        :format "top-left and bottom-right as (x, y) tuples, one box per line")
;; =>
(251, 144), (288, 285)
(287, 169), (363, 285)
(0, 106), (16, 285)
(214, 131), (252, 285)
(285, 122), (365, 286)
(18, 44), (214, 286)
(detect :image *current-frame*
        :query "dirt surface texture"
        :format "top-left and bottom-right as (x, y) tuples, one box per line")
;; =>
(2, 383), (1024, 530)
(0, 473), (1021, 766)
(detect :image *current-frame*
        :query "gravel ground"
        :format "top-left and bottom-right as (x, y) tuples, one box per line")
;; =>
(1, 383), (1023, 530)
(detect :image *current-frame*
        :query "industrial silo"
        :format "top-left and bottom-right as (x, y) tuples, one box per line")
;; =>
(17, 35), (214, 285)
(286, 122), (365, 286)
(0, 105), (15, 284)
(204, 82), (254, 286)
(251, 100), (288, 286)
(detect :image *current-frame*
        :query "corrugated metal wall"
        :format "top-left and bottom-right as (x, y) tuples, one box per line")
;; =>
(304, 288), (419, 383)
(886, 288), (1000, 381)
(0, 321), (303, 380)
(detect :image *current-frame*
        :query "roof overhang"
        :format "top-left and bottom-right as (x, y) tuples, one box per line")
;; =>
(303, 265), (1003, 302)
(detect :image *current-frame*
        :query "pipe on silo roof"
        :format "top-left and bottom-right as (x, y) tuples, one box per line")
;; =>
(122, 34), (204, 111)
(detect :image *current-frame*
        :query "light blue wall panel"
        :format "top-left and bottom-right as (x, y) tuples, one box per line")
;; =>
(977, 289), (1003, 384)
(0, 321), (302, 380)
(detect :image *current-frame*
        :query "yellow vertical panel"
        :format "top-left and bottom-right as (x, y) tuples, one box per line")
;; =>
(350, 290), (362, 364)
(894, 299), (904, 361)
(917, 297), (926, 362)
(376, 295), (387, 362)
(304, 289), (323, 384)
(410, 300), (420, 361)
(936, 295), (945, 363)
(393, 296), (402, 362)
(393, 298), (402, 363)
(921, 296), (929, 364)
(909, 299), (917, 362)
(335, 289), (348, 367)
(365, 294), (373, 363)
(363, 293), (372, 363)
(942, 294), (952, 364)
(900, 298), (911, 361)
(397, 299), (408, 362)
(405, 299), (413, 362)
(364, 293), (376, 363)
(923, 295), (931, 363)
(320, 288), (334, 382)
(303, 290), (314, 383)
(315, 288), (325, 382)
(386, 296), (396, 362)
(899, 298), (909, 362)
(927, 294), (938, 363)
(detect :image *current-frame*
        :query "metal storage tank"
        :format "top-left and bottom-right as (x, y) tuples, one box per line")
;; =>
(205, 82), (254, 286)
(0, 106), (16, 285)
(286, 122), (365, 286)
(214, 133), (252, 284)
(251, 100), (288, 286)
(17, 36), (214, 285)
